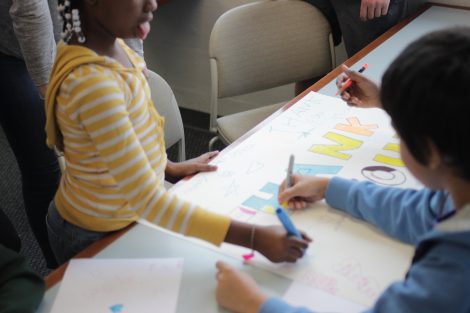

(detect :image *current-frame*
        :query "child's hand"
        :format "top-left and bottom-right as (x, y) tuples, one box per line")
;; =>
(165, 151), (219, 178)
(255, 225), (311, 263)
(336, 64), (381, 108)
(278, 175), (330, 210)
(215, 261), (267, 313)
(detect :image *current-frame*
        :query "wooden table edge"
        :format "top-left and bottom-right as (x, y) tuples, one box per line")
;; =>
(45, 224), (134, 289)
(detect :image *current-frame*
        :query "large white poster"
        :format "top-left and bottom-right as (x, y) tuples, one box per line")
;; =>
(168, 92), (418, 306)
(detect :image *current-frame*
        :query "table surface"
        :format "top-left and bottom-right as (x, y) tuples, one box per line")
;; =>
(37, 3), (470, 313)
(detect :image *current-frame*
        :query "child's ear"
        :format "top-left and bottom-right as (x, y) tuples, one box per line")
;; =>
(427, 140), (442, 170)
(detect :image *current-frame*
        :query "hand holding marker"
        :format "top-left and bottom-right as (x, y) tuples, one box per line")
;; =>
(336, 63), (369, 96)
(276, 155), (303, 239)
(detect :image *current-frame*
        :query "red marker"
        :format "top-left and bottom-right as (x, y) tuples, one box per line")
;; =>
(336, 63), (369, 96)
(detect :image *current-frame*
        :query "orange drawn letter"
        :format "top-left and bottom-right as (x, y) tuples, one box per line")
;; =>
(335, 117), (378, 137)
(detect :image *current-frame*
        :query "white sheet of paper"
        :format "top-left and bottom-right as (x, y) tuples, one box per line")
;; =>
(283, 281), (366, 313)
(50, 258), (183, 313)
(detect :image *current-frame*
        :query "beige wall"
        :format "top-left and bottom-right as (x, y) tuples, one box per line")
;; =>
(145, 0), (295, 117)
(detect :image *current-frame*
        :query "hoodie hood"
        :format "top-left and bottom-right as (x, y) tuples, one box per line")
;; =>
(44, 41), (119, 151)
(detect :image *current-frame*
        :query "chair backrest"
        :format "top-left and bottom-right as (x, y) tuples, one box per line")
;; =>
(209, 0), (334, 130)
(147, 70), (186, 161)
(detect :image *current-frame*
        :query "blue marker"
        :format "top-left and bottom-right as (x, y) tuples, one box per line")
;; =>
(276, 207), (302, 239)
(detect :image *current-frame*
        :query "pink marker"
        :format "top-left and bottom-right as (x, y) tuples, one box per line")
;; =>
(242, 252), (255, 262)
(336, 63), (369, 96)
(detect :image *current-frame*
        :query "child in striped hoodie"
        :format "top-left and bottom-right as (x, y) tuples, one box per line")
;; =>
(44, 0), (310, 265)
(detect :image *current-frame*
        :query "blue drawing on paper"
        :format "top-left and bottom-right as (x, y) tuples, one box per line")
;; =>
(110, 304), (124, 313)
(293, 164), (342, 176)
(242, 182), (279, 214)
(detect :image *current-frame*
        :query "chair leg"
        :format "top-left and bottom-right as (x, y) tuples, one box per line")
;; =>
(177, 140), (186, 162)
(208, 136), (220, 152)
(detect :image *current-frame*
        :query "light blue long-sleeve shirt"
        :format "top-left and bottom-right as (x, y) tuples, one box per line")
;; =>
(261, 177), (470, 313)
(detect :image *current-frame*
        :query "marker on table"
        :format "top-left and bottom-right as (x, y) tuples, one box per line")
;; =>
(280, 154), (295, 209)
(336, 63), (369, 96)
(277, 155), (302, 239)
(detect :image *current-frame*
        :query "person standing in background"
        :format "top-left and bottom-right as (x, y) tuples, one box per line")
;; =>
(306, 0), (408, 57)
(295, 0), (408, 95)
(0, 0), (62, 269)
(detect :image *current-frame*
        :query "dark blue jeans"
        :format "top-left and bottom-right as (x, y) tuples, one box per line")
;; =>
(46, 201), (109, 265)
(0, 52), (61, 268)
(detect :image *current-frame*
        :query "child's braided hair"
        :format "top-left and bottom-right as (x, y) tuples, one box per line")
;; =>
(57, 0), (85, 43)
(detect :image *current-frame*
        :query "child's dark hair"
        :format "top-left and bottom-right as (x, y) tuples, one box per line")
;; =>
(381, 27), (470, 180)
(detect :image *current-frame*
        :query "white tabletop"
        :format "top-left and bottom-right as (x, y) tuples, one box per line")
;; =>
(37, 4), (470, 313)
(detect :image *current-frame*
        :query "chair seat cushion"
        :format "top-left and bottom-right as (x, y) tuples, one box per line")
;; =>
(217, 102), (285, 144)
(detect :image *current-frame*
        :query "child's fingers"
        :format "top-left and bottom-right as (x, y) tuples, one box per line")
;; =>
(206, 150), (219, 160)
(336, 65), (350, 88)
(198, 164), (218, 172)
(336, 74), (349, 88)
(293, 200), (307, 210)
(285, 254), (299, 263)
(285, 196), (307, 210)
(287, 247), (303, 261)
(290, 236), (310, 250)
(301, 231), (313, 242)
(278, 188), (294, 204)
(216, 260), (229, 272)
(340, 91), (351, 101)
(340, 64), (350, 72)
(347, 96), (362, 107)
(215, 261), (230, 281)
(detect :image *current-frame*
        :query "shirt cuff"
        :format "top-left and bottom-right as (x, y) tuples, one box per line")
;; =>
(260, 297), (301, 313)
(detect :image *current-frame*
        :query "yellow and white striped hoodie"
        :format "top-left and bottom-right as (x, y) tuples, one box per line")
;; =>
(44, 40), (230, 245)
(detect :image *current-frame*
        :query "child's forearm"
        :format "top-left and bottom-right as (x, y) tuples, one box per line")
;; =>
(165, 160), (177, 176)
(224, 220), (253, 249)
(165, 160), (185, 179)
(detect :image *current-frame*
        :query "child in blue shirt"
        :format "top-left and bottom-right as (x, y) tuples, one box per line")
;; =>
(215, 27), (470, 313)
